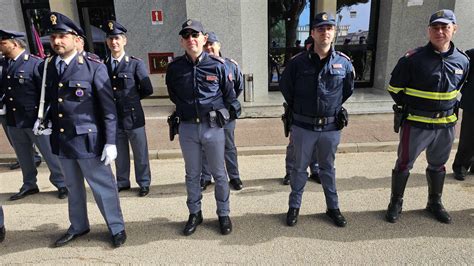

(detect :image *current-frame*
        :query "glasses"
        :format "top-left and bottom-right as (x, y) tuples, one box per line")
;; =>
(181, 32), (200, 39)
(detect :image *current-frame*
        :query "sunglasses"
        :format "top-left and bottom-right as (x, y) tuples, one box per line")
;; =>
(181, 32), (200, 39)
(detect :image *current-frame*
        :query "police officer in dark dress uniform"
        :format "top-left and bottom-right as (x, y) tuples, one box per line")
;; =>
(0, 30), (66, 200)
(386, 10), (469, 224)
(200, 31), (243, 191)
(166, 19), (240, 236)
(103, 20), (153, 197)
(280, 12), (354, 228)
(34, 12), (126, 247)
(452, 48), (474, 181)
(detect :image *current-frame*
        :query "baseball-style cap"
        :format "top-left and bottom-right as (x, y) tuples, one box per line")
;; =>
(206, 32), (219, 43)
(312, 12), (336, 28)
(0, 30), (26, 40)
(103, 20), (127, 36)
(429, 9), (456, 25)
(43, 12), (83, 36)
(179, 19), (205, 35)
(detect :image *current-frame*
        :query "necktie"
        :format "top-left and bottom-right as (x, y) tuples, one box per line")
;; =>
(113, 60), (118, 71)
(58, 60), (66, 76)
(7, 59), (14, 72)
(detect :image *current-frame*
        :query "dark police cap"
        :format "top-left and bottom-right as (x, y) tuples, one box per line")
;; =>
(429, 9), (456, 25)
(312, 12), (336, 28)
(304, 36), (313, 45)
(103, 20), (127, 36)
(206, 32), (219, 43)
(43, 12), (83, 36)
(179, 19), (205, 35)
(0, 30), (26, 40)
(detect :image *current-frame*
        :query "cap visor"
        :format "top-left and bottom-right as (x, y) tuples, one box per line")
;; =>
(179, 27), (201, 35)
(313, 21), (336, 28)
(430, 18), (453, 25)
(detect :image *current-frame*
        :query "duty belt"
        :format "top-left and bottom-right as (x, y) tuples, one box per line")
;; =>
(292, 113), (335, 126)
(407, 107), (454, 118)
(181, 117), (202, 123)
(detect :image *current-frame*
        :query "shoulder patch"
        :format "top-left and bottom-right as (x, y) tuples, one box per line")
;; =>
(404, 47), (422, 58)
(209, 54), (225, 64)
(335, 51), (351, 61)
(130, 56), (142, 61)
(86, 55), (101, 63)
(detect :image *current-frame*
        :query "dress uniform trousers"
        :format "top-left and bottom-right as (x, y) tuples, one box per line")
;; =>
(179, 119), (230, 216)
(453, 110), (474, 171)
(289, 125), (340, 209)
(58, 157), (125, 235)
(115, 126), (151, 188)
(395, 124), (455, 173)
(0, 115), (13, 146)
(7, 127), (64, 190)
(286, 130), (319, 176)
(201, 119), (240, 182)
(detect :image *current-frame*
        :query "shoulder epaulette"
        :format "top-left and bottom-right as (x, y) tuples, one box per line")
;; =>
(29, 54), (42, 60)
(209, 54), (225, 64)
(130, 56), (142, 61)
(228, 58), (239, 66)
(86, 55), (101, 63)
(168, 55), (185, 66)
(23, 54), (29, 61)
(335, 51), (351, 61)
(404, 47), (423, 58)
(77, 55), (84, 64)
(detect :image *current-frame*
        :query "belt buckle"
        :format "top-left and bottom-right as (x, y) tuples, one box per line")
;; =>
(314, 117), (326, 126)
(434, 112), (441, 118)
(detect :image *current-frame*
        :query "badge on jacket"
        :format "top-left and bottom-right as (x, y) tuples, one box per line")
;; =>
(206, 75), (217, 81)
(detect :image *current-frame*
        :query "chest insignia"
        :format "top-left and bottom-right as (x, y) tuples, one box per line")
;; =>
(206, 75), (217, 81)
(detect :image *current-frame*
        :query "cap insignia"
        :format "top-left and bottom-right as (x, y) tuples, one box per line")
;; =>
(322, 14), (328, 20)
(50, 14), (57, 25)
(186, 20), (192, 26)
(437, 10), (444, 17)
(108, 21), (114, 30)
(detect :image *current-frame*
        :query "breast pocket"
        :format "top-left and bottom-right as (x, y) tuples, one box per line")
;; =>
(14, 72), (33, 91)
(67, 81), (91, 102)
(118, 72), (135, 88)
(323, 69), (345, 94)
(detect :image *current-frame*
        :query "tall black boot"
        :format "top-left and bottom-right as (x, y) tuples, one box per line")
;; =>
(426, 169), (451, 224)
(386, 170), (409, 223)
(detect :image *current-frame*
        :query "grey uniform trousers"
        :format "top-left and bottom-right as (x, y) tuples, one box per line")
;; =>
(286, 130), (319, 175)
(0, 116), (40, 161)
(179, 120), (230, 216)
(201, 119), (240, 182)
(59, 157), (125, 235)
(115, 126), (151, 188)
(289, 125), (341, 209)
(8, 126), (64, 190)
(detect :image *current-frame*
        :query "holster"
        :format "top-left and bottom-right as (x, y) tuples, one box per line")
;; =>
(216, 108), (230, 127)
(281, 102), (292, 137)
(228, 100), (241, 120)
(167, 111), (180, 141)
(392, 104), (406, 133)
(336, 107), (349, 130)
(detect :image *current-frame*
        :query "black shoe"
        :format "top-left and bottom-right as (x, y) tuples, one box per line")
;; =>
(138, 186), (149, 197)
(386, 197), (403, 223)
(9, 187), (40, 201)
(58, 187), (68, 199)
(9, 161), (20, 170)
(309, 173), (321, 184)
(286, 207), (299, 226)
(200, 179), (212, 191)
(326, 208), (347, 227)
(0, 226), (5, 243)
(54, 229), (90, 247)
(453, 170), (466, 181)
(118, 186), (131, 192)
(218, 216), (232, 235)
(183, 211), (203, 236)
(470, 164), (474, 174)
(282, 174), (290, 185)
(112, 230), (127, 248)
(34, 158), (42, 167)
(229, 178), (243, 190)
(426, 202), (452, 224)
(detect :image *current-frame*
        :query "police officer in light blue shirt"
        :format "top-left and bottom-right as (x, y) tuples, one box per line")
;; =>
(280, 12), (354, 228)
(166, 19), (240, 236)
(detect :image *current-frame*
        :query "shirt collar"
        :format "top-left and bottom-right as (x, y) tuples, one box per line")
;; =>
(12, 50), (26, 61)
(56, 50), (78, 66)
(111, 51), (125, 63)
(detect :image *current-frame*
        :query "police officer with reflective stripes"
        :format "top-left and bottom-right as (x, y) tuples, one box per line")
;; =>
(386, 9), (469, 224)
(0, 30), (66, 200)
(452, 48), (474, 181)
(103, 20), (154, 197)
(166, 19), (240, 236)
(201, 31), (243, 191)
(280, 12), (354, 228)
(34, 12), (126, 247)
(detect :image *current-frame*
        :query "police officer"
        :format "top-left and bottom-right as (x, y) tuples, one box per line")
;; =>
(75, 34), (101, 61)
(35, 12), (126, 247)
(200, 31), (243, 191)
(0, 206), (4, 242)
(280, 12), (354, 228)
(386, 9), (469, 224)
(166, 19), (240, 236)
(0, 30), (66, 200)
(103, 20), (153, 196)
(452, 48), (474, 181)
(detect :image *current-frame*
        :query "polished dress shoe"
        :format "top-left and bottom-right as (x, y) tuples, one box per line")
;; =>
(282, 174), (290, 185)
(0, 226), (5, 242)
(326, 208), (347, 227)
(183, 211), (203, 236)
(118, 185), (131, 192)
(200, 179), (212, 191)
(229, 178), (243, 190)
(58, 187), (68, 199)
(10, 187), (40, 201)
(386, 197), (403, 223)
(112, 230), (127, 248)
(453, 169), (467, 181)
(54, 229), (90, 247)
(309, 173), (321, 184)
(138, 186), (150, 197)
(9, 161), (20, 170)
(426, 202), (452, 224)
(218, 216), (232, 235)
(286, 207), (299, 226)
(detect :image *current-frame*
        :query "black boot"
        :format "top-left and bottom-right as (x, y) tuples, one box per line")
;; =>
(426, 169), (451, 224)
(386, 170), (409, 223)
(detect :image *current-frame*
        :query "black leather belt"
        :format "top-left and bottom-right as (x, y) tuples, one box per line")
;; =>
(407, 107), (454, 118)
(181, 117), (202, 123)
(292, 113), (336, 126)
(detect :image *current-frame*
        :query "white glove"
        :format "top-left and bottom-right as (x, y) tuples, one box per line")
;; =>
(33, 119), (52, 136)
(101, 144), (117, 166)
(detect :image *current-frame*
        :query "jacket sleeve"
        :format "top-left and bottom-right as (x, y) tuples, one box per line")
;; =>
(165, 65), (178, 105)
(388, 56), (410, 105)
(342, 61), (355, 104)
(233, 63), (244, 98)
(219, 63), (238, 108)
(279, 59), (296, 106)
(135, 59), (154, 99)
(94, 63), (117, 145)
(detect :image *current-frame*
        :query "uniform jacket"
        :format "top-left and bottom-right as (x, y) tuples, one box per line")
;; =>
(166, 52), (238, 121)
(388, 42), (469, 129)
(41, 53), (117, 159)
(460, 49), (474, 113)
(0, 51), (43, 128)
(106, 54), (153, 130)
(279, 49), (354, 131)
